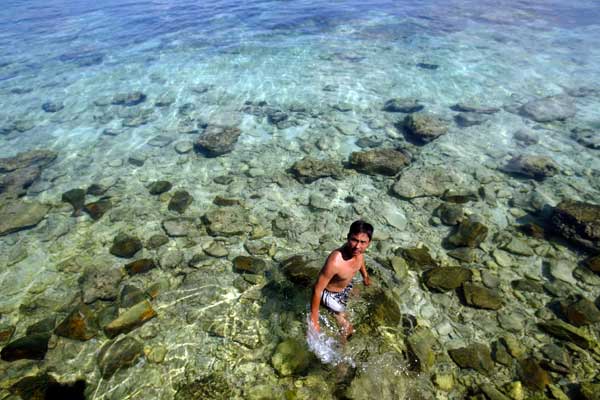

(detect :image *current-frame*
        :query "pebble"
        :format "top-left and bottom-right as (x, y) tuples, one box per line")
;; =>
(174, 141), (194, 154)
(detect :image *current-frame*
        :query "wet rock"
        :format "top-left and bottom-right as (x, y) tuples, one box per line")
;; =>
(406, 327), (436, 372)
(0, 149), (57, 173)
(333, 102), (352, 112)
(0, 200), (49, 236)
(348, 148), (411, 176)
(579, 382), (600, 400)
(162, 218), (194, 237)
(462, 283), (503, 310)
(538, 319), (597, 349)
(271, 338), (312, 376)
(436, 203), (464, 225)
(194, 125), (241, 156)
(146, 234), (169, 249)
(175, 375), (232, 399)
(213, 195), (242, 207)
(0, 323), (15, 344)
(491, 339), (513, 366)
(548, 259), (577, 285)
(233, 256), (267, 274)
(97, 335), (144, 378)
(574, 265), (600, 286)
(80, 264), (123, 303)
(585, 255), (600, 273)
(109, 232), (143, 258)
(441, 188), (478, 204)
(423, 267), (472, 292)
(447, 215), (488, 248)
(147, 135), (173, 148)
(155, 92), (175, 107)
(204, 241), (228, 257)
(168, 190), (193, 213)
(519, 357), (552, 390)
(120, 285), (148, 308)
(448, 343), (494, 374)
(174, 141), (194, 154)
(0, 333), (50, 361)
(392, 166), (468, 199)
(159, 248), (184, 269)
(511, 279), (544, 293)
(83, 198), (112, 220)
(541, 343), (571, 373)
(86, 180), (114, 195)
(267, 110), (288, 124)
(480, 383), (511, 400)
(403, 113), (449, 143)
(450, 103), (499, 114)
(290, 157), (344, 183)
(61, 188), (86, 216)
(513, 128), (539, 146)
(281, 254), (322, 286)
(11, 373), (86, 400)
(398, 246), (438, 269)
(383, 98), (423, 113)
(128, 154), (146, 167)
(551, 200), (600, 252)
(125, 258), (157, 275)
(520, 95), (576, 122)
(204, 207), (252, 236)
(54, 303), (97, 340)
(366, 288), (402, 327)
(42, 101), (64, 113)
(561, 297), (600, 327)
(503, 155), (559, 180)
(104, 300), (157, 338)
(501, 237), (534, 256)
(146, 345), (167, 363)
(455, 112), (488, 127)
(112, 91), (146, 106)
(447, 247), (483, 263)
(148, 181), (173, 195)
(571, 127), (600, 150)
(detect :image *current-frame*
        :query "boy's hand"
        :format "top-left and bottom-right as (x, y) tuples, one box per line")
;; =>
(364, 276), (371, 286)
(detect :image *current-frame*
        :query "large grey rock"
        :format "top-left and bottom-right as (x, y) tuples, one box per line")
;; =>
(551, 200), (600, 252)
(194, 125), (241, 156)
(403, 113), (449, 143)
(80, 264), (123, 303)
(289, 157), (344, 183)
(423, 267), (472, 292)
(503, 155), (559, 180)
(349, 148), (411, 176)
(203, 207), (252, 236)
(448, 343), (494, 374)
(97, 335), (144, 378)
(392, 166), (469, 199)
(0, 201), (49, 236)
(520, 95), (576, 122)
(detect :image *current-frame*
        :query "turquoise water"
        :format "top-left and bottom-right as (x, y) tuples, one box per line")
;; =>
(1, 1), (600, 399)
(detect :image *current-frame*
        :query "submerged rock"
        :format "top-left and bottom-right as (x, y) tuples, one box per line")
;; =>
(168, 190), (193, 214)
(290, 157), (344, 183)
(61, 188), (86, 216)
(561, 297), (600, 327)
(109, 232), (143, 258)
(194, 125), (241, 156)
(104, 300), (157, 338)
(447, 215), (489, 248)
(538, 319), (597, 349)
(584, 255), (600, 273)
(398, 246), (438, 269)
(503, 155), (559, 180)
(204, 207), (252, 236)
(519, 357), (552, 391)
(119, 285), (148, 308)
(450, 103), (499, 114)
(42, 101), (64, 113)
(571, 127), (600, 150)
(80, 264), (123, 303)
(392, 166), (468, 199)
(97, 335), (144, 378)
(520, 95), (576, 122)
(423, 267), (472, 292)
(0, 200), (49, 236)
(406, 327), (436, 372)
(348, 148), (411, 176)
(383, 98), (423, 113)
(148, 180), (172, 195)
(281, 254), (322, 286)
(461, 283), (503, 310)
(83, 198), (112, 220)
(125, 258), (157, 275)
(454, 112), (489, 127)
(551, 200), (600, 252)
(271, 338), (312, 376)
(162, 218), (194, 237)
(11, 373), (86, 400)
(233, 256), (267, 274)
(175, 374), (232, 399)
(0, 149), (57, 173)
(448, 343), (494, 374)
(0, 333), (50, 361)
(403, 113), (449, 143)
(54, 303), (97, 340)
(112, 91), (146, 106)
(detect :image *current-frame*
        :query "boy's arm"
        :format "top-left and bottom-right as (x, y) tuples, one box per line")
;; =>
(310, 257), (336, 332)
(359, 258), (371, 286)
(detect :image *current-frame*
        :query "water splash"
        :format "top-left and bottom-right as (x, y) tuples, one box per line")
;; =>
(305, 314), (355, 367)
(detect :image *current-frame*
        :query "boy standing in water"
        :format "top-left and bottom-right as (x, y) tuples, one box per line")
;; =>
(310, 220), (373, 341)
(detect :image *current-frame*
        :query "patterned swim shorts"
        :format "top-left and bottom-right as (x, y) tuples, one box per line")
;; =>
(321, 282), (353, 313)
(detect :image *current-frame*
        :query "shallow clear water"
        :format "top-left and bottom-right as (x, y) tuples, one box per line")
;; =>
(1, 1), (600, 399)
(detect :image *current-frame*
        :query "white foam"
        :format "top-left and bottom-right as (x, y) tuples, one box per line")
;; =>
(305, 314), (355, 367)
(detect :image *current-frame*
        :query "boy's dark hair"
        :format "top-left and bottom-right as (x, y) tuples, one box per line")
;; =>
(348, 220), (374, 241)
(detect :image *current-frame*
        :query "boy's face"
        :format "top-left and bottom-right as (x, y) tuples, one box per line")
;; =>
(347, 232), (370, 256)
